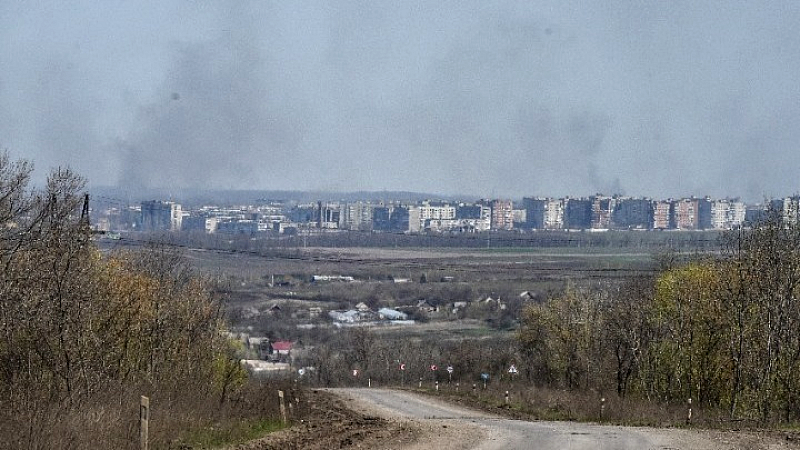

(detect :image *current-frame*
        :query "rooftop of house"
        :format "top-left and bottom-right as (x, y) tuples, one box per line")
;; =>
(271, 341), (293, 352)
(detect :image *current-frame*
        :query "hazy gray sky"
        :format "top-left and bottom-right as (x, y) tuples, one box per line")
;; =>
(2, 1), (799, 201)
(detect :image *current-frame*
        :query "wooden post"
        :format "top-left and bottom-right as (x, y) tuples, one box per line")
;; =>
(139, 396), (149, 450)
(278, 390), (287, 425)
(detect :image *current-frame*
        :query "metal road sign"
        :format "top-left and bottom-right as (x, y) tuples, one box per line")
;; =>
(447, 365), (454, 374)
(508, 365), (518, 374)
(430, 364), (438, 371)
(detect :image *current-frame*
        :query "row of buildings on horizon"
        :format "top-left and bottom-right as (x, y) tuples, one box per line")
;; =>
(95, 195), (800, 235)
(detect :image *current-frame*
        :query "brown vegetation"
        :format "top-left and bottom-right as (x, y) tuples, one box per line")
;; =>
(0, 153), (285, 449)
(517, 212), (800, 424)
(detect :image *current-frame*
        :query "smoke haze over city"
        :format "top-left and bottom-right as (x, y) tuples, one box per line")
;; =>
(2, 1), (800, 202)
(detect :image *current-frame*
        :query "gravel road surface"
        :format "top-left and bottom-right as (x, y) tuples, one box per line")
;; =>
(331, 388), (799, 450)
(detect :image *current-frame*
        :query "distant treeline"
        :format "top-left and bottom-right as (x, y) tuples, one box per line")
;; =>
(130, 228), (723, 254)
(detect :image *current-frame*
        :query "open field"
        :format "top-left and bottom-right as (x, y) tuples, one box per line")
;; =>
(95, 240), (667, 344)
(166, 245), (662, 342)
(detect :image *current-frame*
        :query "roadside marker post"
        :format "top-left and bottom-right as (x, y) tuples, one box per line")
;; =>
(278, 390), (287, 425)
(600, 397), (606, 421)
(504, 390), (509, 405)
(687, 398), (692, 424)
(139, 396), (149, 450)
(435, 381), (439, 393)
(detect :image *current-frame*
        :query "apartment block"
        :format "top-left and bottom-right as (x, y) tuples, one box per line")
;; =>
(564, 198), (592, 230)
(340, 201), (374, 231)
(652, 200), (672, 230)
(457, 204), (490, 220)
(490, 199), (514, 230)
(612, 198), (653, 229)
(591, 196), (616, 229)
(672, 198), (700, 230)
(317, 201), (341, 229)
(771, 196), (800, 223)
(454, 203), (491, 231)
(140, 200), (182, 232)
(710, 199), (746, 230)
(523, 197), (564, 230)
(372, 205), (420, 233)
(419, 201), (457, 221)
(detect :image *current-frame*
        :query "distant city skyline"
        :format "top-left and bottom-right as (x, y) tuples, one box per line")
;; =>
(4, 2), (800, 202)
(96, 192), (800, 237)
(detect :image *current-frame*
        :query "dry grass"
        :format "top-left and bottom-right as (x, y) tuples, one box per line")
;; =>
(413, 382), (749, 430)
(0, 379), (304, 450)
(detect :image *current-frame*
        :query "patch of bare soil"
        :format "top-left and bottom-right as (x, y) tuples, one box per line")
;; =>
(225, 389), (422, 450)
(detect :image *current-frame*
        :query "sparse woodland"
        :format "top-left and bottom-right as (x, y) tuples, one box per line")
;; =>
(0, 153), (274, 449)
(517, 213), (800, 423)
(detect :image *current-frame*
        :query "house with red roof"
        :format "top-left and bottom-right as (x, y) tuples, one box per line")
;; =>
(269, 341), (293, 362)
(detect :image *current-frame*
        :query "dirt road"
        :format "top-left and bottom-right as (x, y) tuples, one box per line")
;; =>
(331, 388), (800, 450)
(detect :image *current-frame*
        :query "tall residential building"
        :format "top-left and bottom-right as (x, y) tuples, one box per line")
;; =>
(372, 206), (392, 231)
(771, 196), (800, 223)
(419, 201), (457, 221)
(455, 203), (491, 232)
(456, 204), (491, 221)
(419, 201), (456, 230)
(612, 198), (653, 229)
(140, 200), (182, 232)
(697, 197), (712, 230)
(340, 201), (374, 231)
(523, 197), (564, 230)
(652, 200), (672, 230)
(710, 199), (746, 230)
(729, 201), (746, 228)
(591, 196), (616, 229)
(490, 199), (514, 230)
(372, 205), (420, 233)
(564, 198), (592, 230)
(672, 198), (700, 230)
(316, 201), (340, 229)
